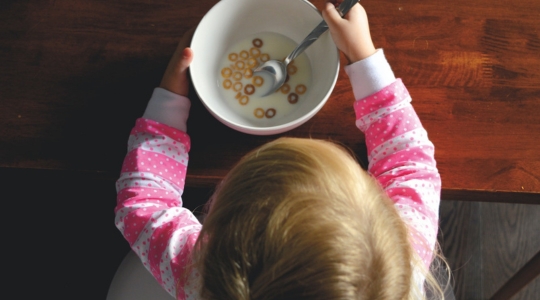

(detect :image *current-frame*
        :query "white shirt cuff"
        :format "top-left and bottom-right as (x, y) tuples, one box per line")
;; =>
(142, 88), (191, 132)
(344, 49), (396, 100)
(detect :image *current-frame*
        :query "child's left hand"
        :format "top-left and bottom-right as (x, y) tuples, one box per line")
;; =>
(159, 27), (195, 97)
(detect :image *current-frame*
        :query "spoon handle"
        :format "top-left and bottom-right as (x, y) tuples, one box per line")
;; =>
(284, 0), (359, 65)
(335, 0), (359, 19)
(284, 20), (328, 65)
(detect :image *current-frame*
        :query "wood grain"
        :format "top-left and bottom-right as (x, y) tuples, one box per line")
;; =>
(3, 0), (538, 202)
(439, 200), (540, 299)
(482, 202), (540, 299)
(490, 251), (540, 300)
(439, 200), (484, 299)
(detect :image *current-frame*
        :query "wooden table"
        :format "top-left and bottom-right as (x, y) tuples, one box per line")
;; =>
(1, 0), (539, 298)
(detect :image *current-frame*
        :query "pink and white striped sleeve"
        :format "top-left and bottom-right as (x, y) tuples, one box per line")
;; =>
(346, 51), (441, 268)
(354, 80), (441, 267)
(115, 89), (202, 299)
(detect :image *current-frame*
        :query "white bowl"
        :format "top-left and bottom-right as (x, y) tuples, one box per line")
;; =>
(190, 0), (340, 135)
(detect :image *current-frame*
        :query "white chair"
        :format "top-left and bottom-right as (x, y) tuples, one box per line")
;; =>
(107, 251), (174, 300)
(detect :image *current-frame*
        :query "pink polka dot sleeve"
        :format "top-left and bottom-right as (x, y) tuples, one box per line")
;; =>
(353, 79), (441, 268)
(115, 118), (202, 299)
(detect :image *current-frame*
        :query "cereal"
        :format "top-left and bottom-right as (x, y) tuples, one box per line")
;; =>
(232, 71), (243, 81)
(243, 68), (253, 79)
(239, 95), (249, 105)
(254, 108), (265, 118)
(233, 81), (243, 92)
(260, 53), (270, 62)
(252, 38), (263, 48)
(223, 79), (232, 89)
(265, 108), (276, 118)
(219, 33), (312, 121)
(280, 83), (290, 94)
(252, 76), (264, 87)
(288, 93), (299, 104)
(228, 53), (238, 61)
(287, 64), (297, 75)
(235, 60), (245, 70)
(221, 67), (232, 78)
(247, 57), (257, 68)
(295, 84), (307, 95)
(244, 84), (255, 95)
(249, 47), (261, 58)
(239, 50), (249, 59)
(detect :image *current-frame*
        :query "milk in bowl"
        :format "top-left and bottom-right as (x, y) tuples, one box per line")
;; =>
(217, 32), (312, 123)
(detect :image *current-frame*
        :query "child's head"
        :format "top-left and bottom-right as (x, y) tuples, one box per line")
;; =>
(194, 137), (430, 299)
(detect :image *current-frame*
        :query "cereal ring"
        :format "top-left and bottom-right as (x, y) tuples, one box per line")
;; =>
(288, 93), (299, 104)
(295, 84), (307, 95)
(223, 79), (232, 89)
(221, 67), (232, 78)
(254, 108), (265, 119)
(239, 50), (249, 60)
(228, 53), (238, 61)
(244, 84), (255, 95)
(246, 57), (257, 68)
(265, 108), (276, 118)
(260, 53), (270, 62)
(233, 81), (243, 92)
(252, 75), (264, 87)
(280, 83), (290, 94)
(252, 38), (263, 48)
(235, 92), (242, 99)
(235, 60), (245, 70)
(233, 71), (243, 81)
(239, 95), (249, 105)
(287, 64), (297, 75)
(243, 68), (253, 79)
(249, 47), (261, 58)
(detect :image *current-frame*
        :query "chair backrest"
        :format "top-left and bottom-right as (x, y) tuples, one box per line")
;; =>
(107, 251), (174, 300)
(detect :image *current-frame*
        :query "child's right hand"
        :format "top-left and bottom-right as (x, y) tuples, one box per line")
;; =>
(322, 1), (376, 64)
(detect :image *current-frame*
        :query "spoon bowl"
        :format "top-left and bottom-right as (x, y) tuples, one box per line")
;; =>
(253, 60), (287, 96)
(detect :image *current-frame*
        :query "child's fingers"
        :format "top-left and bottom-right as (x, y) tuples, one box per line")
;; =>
(342, 2), (362, 22)
(322, 2), (344, 27)
(169, 28), (196, 70)
(169, 47), (193, 97)
(179, 47), (194, 74)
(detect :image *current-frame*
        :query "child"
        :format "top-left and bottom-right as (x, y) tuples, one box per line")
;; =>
(115, 1), (450, 299)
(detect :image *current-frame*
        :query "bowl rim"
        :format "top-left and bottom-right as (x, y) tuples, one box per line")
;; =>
(189, 0), (340, 135)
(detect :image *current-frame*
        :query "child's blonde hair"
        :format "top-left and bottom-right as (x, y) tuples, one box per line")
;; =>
(193, 137), (448, 299)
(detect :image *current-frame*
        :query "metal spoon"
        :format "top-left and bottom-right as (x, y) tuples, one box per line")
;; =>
(253, 0), (359, 96)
